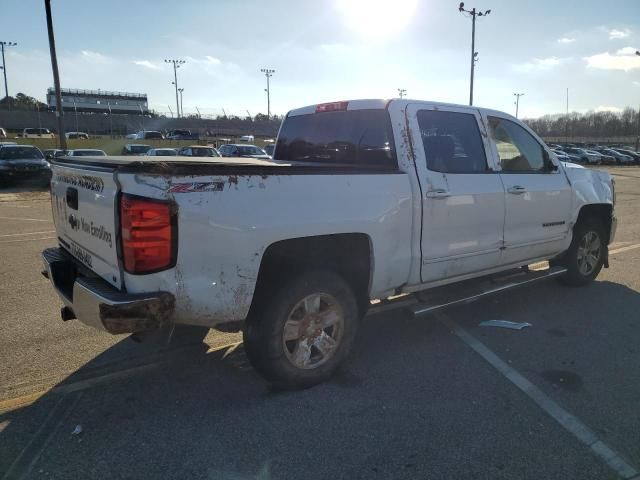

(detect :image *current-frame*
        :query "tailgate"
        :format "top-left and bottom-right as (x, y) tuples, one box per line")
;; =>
(50, 162), (123, 289)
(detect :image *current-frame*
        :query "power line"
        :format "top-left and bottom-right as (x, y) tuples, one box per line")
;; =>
(458, 2), (491, 106)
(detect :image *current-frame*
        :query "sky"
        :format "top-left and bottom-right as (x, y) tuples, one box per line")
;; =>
(2, 0), (640, 118)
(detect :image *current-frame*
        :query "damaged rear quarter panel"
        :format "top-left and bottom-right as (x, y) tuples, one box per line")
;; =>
(118, 171), (413, 327)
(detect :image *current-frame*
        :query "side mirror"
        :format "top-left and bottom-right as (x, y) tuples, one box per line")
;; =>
(544, 150), (558, 171)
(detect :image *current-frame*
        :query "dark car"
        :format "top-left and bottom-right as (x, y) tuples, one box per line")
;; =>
(264, 144), (275, 157)
(166, 129), (199, 141)
(612, 148), (640, 164)
(121, 144), (152, 156)
(177, 146), (220, 157)
(43, 149), (66, 159)
(0, 145), (51, 186)
(218, 144), (270, 159)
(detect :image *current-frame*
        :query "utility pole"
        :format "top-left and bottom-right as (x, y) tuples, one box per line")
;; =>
(565, 87), (569, 144)
(636, 52), (639, 151)
(261, 68), (275, 119)
(73, 99), (79, 132)
(107, 102), (113, 137)
(138, 103), (144, 131)
(0, 41), (17, 107)
(458, 3), (491, 106)
(44, 0), (66, 150)
(178, 88), (184, 117)
(513, 92), (524, 119)
(398, 88), (406, 98)
(165, 59), (185, 118)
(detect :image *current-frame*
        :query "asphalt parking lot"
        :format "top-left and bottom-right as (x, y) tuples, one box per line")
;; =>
(1, 168), (639, 480)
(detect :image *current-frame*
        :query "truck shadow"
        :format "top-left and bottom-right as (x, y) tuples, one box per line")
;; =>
(1, 279), (639, 479)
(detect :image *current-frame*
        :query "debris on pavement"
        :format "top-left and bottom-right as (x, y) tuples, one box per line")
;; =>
(479, 320), (532, 330)
(71, 424), (83, 435)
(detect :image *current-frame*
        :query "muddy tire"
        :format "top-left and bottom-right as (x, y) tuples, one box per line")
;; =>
(243, 270), (359, 389)
(558, 217), (606, 287)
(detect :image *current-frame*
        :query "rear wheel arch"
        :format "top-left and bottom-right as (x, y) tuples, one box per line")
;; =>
(250, 233), (374, 318)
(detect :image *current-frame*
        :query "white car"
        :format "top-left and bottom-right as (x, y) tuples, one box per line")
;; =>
(564, 148), (601, 164)
(146, 148), (178, 156)
(42, 98), (616, 388)
(20, 128), (55, 139)
(65, 132), (90, 140)
(66, 149), (107, 157)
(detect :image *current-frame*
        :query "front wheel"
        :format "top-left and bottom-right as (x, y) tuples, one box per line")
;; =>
(558, 218), (606, 286)
(243, 270), (360, 389)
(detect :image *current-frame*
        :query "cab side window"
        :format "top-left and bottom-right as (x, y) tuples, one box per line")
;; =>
(417, 110), (488, 173)
(488, 117), (545, 172)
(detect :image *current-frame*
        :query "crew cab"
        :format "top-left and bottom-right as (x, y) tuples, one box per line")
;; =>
(42, 99), (616, 387)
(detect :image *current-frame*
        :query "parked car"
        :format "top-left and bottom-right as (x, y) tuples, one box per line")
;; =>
(42, 98), (617, 388)
(146, 148), (178, 156)
(264, 144), (275, 157)
(125, 133), (138, 139)
(43, 149), (67, 159)
(67, 149), (107, 157)
(177, 146), (220, 157)
(166, 129), (199, 141)
(239, 135), (255, 142)
(0, 127), (7, 138)
(20, 128), (55, 139)
(65, 132), (90, 140)
(551, 149), (572, 162)
(0, 145), (51, 185)
(563, 147), (601, 165)
(599, 148), (634, 165)
(121, 144), (152, 156)
(134, 130), (164, 140)
(589, 148), (617, 165)
(611, 148), (640, 164)
(218, 144), (270, 159)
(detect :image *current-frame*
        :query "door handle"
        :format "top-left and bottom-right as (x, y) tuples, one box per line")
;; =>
(507, 185), (527, 194)
(426, 189), (451, 198)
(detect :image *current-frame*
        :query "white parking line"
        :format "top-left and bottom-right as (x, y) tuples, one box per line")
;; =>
(609, 243), (640, 256)
(436, 312), (639, 480)
(0, 230), (55, 238)
(0, 216), (52, 222)
(0, 236), (56, 244)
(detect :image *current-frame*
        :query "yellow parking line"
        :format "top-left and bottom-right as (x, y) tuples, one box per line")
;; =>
(0, 236), (56, 244)
(0, 391), (47, 414)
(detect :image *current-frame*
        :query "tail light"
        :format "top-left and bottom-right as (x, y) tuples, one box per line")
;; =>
(120, 194), (176, 274)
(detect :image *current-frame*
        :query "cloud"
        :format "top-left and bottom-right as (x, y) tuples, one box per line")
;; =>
(513, 56), (569, 72)
(204, 56), (221, 65)
(584, 48), (640, 71)
(132, 60), (162, 70)
(557, 37), (575, 44)
(80, 50), (111, 64)
(595, 105), (623, 113)
(609, 29), (630, 39)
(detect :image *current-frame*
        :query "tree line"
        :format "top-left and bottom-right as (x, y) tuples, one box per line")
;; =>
(523, 107), (640, 139)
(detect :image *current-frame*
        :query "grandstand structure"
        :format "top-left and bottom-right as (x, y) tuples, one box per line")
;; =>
(46, 88), (149, 114)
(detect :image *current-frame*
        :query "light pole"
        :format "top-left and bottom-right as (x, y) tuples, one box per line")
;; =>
(398, 88), (406, 98)
(44, 0), (66, 150)
(165, 59), (185, 118)
(73, 99), (79, 132)
(0, 41), (17, 104)
(458, 3), (491, 106)
(178, 87), (184, 117)
(513, 92), (524, 119)
(107, 102), (113, 137)
(261, 68), (275, 119)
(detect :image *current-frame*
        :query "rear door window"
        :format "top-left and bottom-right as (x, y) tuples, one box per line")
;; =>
(417, 110), (487, 173)
(275, 109), (397, 168)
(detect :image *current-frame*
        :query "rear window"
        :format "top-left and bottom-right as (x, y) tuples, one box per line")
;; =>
(0, 146), (44, 159)
(237, 145), (265, 155)
(275, 109), (397, 168)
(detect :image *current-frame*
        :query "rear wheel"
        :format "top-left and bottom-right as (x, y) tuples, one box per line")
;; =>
(558, 218), (606, 286)
(243, 270), (359, 389)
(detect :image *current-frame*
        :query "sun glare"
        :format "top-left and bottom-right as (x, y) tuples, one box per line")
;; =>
(335, 0), (419, 39)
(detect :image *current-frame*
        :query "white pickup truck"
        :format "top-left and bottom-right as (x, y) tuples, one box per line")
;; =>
(42, 99), (616, 387)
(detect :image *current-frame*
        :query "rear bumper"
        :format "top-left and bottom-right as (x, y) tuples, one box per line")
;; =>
(42, 247), (174, 334)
